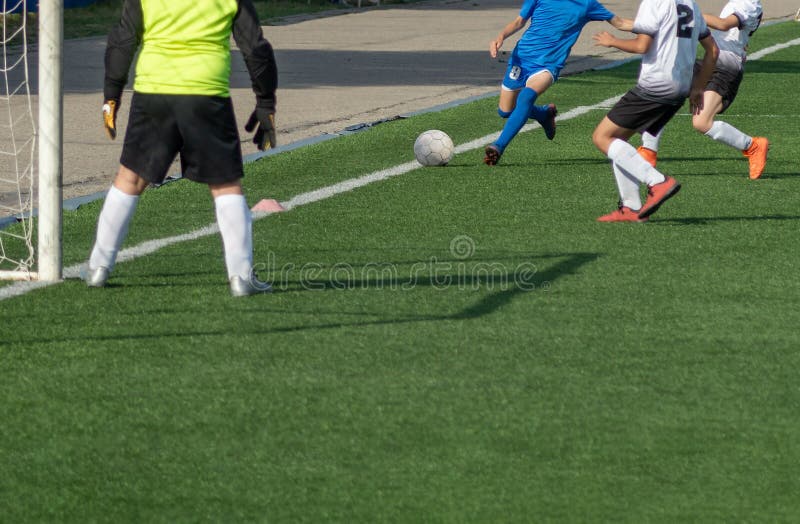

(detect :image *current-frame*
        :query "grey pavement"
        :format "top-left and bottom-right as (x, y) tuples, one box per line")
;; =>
(6, 0), (799, 212)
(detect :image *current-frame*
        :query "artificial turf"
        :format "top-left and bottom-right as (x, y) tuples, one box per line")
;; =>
(1, 21), (799, 522)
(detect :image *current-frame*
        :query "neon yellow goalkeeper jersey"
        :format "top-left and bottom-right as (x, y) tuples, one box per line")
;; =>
(103, 0), (278, 105)
(133, 0), (238, 96)
(105, 0), (277, 105)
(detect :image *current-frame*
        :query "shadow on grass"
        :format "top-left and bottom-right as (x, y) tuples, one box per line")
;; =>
(651, 214), (800, 226)
(8, 252), (600, 344)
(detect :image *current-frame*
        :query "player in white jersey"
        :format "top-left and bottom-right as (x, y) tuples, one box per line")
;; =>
(637, 0), (768, 180)
(590, 0), (718, 222)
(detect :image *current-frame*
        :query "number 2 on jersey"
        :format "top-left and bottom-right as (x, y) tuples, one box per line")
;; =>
(676, 4), (694, 39)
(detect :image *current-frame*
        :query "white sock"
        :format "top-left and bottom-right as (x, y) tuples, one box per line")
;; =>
(89, 185), (139, 271)
(705, 121), (751, 151)
(607, 138), (666, 186)
(612, 162), (642, 210)
(641, 129), (663, 152)
(214, 194), (253, 280)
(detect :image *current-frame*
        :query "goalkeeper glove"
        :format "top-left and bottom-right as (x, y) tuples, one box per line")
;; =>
(102, 99), (120, 140)
(244, 106), (276, 151)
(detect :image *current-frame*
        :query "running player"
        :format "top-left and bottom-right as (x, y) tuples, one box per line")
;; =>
(83, 0), (278, 296)
(591, 0), (719, 222)
(484, 0), (633, 166)
(636, 0), (767, 180)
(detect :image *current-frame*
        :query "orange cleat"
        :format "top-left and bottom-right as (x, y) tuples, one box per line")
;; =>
(484, 144), (502, 166)
(743, 136), (769, 180)
(637, 146), (657, 167)
(597, 206), (649, 223)
(639, 176), (681, 219)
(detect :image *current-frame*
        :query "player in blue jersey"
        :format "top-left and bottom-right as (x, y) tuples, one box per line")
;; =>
(484, 0), (632, 166)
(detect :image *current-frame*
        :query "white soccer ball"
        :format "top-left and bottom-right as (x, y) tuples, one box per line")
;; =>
(414, 129), (454, 166)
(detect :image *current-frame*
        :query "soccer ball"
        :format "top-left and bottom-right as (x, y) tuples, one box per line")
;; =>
(414, 129), (454, 166)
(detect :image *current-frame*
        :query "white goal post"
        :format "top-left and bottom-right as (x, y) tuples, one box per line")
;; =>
(0, 0), (62, 282)
(36, 0), (64, 281)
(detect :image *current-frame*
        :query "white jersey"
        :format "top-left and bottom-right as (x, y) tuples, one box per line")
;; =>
(714, 0), (763, 71)
(632, 0), (711, 101)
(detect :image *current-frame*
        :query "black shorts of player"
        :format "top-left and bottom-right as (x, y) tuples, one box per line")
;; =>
(694, 59), (743, 114)
(121, 93), (244, 185)
(606, 88), (683, 136)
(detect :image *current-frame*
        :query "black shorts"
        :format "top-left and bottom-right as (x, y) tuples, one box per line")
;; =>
(121, 93), (244, 185)
(607, 89), (684, 136)
(694, 60), (743, 114)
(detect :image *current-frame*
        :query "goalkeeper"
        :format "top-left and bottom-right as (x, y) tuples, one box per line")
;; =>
(84, 0), (278, 296)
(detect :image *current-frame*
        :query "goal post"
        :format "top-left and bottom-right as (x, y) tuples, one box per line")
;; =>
(36, 0), (63, 282)
(0, 0), (63, 282)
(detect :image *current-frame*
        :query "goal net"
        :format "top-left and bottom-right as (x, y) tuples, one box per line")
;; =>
(0, 0), (36, 279)
(0, 0), (62, 282)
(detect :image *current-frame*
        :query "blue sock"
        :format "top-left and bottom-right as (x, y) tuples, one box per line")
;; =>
(495, 88), (537, 151)
(497, 108), (512, 119)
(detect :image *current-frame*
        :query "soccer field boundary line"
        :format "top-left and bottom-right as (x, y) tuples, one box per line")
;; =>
(240, 93), (621, 213)
(0, 95), (623, 301)
(747, 37), (800, 60)
(1, 36), (798, 302)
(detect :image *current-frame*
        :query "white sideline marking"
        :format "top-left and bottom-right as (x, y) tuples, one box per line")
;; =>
(278, 96), (623, 213)
(0, 95), (620, 301)
(1, 36), (798, 301)
(747, 38), (800, 60)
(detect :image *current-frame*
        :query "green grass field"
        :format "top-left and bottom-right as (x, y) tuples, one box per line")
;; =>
(2, 21), (799, 522)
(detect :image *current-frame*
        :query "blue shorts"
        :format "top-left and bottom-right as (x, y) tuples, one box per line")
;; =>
(501, 50), (557, 91)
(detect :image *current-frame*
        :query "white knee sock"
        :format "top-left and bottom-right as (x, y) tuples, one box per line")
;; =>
(612, 163), (642, 210)
(89, 185), (139, 271)
(214, 194), (253, 280)
(608, 139), (666, 186)
(641, 129), (663, 151)
(705, 121), (751, 151)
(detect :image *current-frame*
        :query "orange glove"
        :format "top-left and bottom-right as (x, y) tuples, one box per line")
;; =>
(102, 99), (119, 140)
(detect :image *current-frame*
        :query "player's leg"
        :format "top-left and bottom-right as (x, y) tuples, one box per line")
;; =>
(593, 116), (663, 185)
(693, 82), (768, 179)
(209, 181), (270, 296)
(485, 69), (555, 165)
(210, 182), (256, 289)
(84, 93), (179, 287)
(494, 70), (554, 150)
(178, 95), (270, 296)
(593, 116), (655, 220)
(497, 87), (518, 118)
(638, 128), (663, 167)
(593, 91), (682, 219)
(691, 90), (724, 134)
(524, 71), (557, 140)
(597, 163), (648, 223)
(84, 166), (148, 286)
(485, 87), (519, 165)
(485, 60), (526, 165)
(496, 54), (525, 118)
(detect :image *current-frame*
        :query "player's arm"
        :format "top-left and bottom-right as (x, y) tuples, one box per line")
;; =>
(490, 16), (527, 58)
(607, 15), (634, 32)
(102, 0), (143, 139)
(703, 13), (741, 31)
(689, 34), (719, 114)
(233, 0), (279, 150)
(592, 31), (652, 54)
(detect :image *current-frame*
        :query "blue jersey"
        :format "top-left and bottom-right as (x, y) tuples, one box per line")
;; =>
(514, 0), (614, 78)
